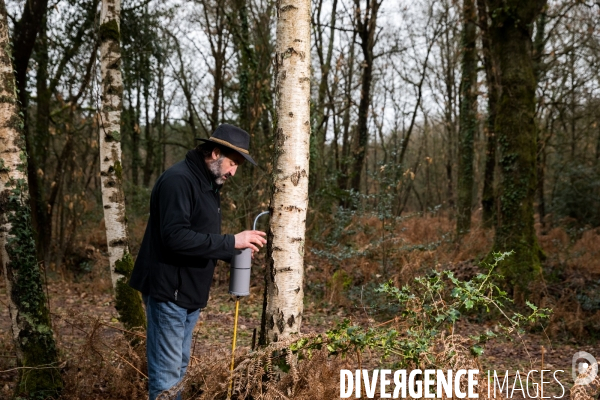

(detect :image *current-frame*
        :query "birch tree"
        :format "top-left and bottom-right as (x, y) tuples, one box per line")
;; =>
(260, 0), (311, 344)
(99, 0), (145, 330)
(0, 1), (62, 396)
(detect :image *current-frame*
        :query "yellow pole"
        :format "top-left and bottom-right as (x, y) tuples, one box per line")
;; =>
(227, 297), (240, 400)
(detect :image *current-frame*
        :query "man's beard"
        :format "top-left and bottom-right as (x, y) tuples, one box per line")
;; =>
(207, 156), (230, 185)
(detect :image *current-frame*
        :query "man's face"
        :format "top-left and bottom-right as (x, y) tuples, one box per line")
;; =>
(207, 149), (245, 185)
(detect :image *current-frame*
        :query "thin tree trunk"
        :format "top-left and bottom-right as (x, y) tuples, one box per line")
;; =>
(132, 59), (141, 185)
(12, 0), (49, 260)
(35, 14), (52, 260)
(441, 20), (457, 216)
(478, 0), (498, 228)
(456, 0), (478, 236)
(337, 30), (357, 205)
(99, 0), (145, 331)
(156, 65), (166, 173)
(142, 65), (154, 187)
(0, 1), (62, 396)
(533, 11), (547, 230)
(260, 0), (310, 344)
(311, 0), (338, 193)
(486, 0), (546, 291)
(350, 0), (380, 196)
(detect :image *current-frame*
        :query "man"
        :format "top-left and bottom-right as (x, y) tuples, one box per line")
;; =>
(129, 124), (267, 400)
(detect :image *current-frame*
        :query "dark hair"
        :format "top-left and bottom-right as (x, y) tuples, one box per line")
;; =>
(196, 141), (234, 159)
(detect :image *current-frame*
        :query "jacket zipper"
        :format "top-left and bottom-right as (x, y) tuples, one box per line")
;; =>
(175, 268), (182, 301)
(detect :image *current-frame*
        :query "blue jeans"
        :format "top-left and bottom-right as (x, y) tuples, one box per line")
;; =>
(143, 295), (201, 400)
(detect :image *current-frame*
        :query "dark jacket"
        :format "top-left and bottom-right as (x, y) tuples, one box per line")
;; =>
(129, 149), (236, 309)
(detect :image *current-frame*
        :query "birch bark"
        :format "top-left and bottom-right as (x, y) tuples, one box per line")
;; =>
(260, 0), (311, 344)
(99, 0), (145, 330)
(0, 0), (62, 396)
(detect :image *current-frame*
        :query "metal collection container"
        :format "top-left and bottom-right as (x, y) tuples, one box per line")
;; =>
(229, 211), (269, 297)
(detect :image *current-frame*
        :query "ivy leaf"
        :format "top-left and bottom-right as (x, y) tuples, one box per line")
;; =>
(470, 345), (484, 357)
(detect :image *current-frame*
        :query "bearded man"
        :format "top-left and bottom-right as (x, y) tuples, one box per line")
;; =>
(129, 124), (266, 400)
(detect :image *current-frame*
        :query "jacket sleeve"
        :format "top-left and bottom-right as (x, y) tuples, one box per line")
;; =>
(157, 175), (236, 260)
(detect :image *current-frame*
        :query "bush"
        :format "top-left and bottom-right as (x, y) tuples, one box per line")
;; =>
(552, 163), (600, 227)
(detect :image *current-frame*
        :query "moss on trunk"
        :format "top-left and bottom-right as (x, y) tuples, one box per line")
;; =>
(114, 252), (146, 332)
(5, 181), (62, 399)
(99, 19), (120, 43)
(487, 0), (546, 291)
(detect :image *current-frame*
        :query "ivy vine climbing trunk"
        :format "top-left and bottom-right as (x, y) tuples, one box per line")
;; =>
(259, 0), (311, 345)
(456, 0), (478, 236)
(485, 0), (546, 292)
(99, 0), (145, 331)
(477, 0), (499, 229)
(0, 1), (62, 397)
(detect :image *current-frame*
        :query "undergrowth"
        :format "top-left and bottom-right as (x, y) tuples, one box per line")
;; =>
(47, 253), (550, 400)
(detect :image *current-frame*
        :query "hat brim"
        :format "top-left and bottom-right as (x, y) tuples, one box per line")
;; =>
(196, 138), (258, 166)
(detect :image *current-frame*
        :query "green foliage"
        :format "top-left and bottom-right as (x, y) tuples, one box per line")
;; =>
(124, 181), (151, 220)
(114, 253), (146, 332)
(552, 163), (600, 227)
(114, 160), (123, 180)
(330, 270), (352, 291)
(290, 252), (550, 368)
(0, 158), (9, 173)
(4, 179), (62, 398)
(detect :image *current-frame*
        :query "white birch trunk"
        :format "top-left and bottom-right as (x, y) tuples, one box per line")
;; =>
(0, 0), (61, 394)
(99, 0), (128, 290)
(261, 0), (311, 343)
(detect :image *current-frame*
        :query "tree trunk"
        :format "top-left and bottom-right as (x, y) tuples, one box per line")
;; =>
(456, 0), (478, 236)
(99, 0), (145, 331)
(260, 0), (310, 344)
(12, 0), (49, 260)
(486, 0), (546, 291)
(337, 30), (357, 206)
(350, 0), (380, 197)
(142, 66), (154, 187)
(132, 59), (141, 185)
(311, 0), (338, 194)
(478, 0), (498, 229)
(0, 1), (62, 396)
(34, 14), (53, 260)
(533, 11), (546, 230)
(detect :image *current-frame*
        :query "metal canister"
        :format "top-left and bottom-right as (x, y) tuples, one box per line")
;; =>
(229, 248), (252, 296)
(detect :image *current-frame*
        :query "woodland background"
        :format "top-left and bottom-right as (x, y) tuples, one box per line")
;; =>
(1, 0), (600, 398)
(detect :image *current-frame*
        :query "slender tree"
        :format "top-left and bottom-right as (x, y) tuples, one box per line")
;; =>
(477, 0), (498, 228)
(350, 0), (381, 197)
(485, 0), (546, 291)
(99, 0), (145, 330)
(311, 0), (338, 193)
(456, 0), (478, 236)
(532, 10), (547, 230)
(11, 0), (49, 255)
(260, 0), (311, 344)
(0, 1), (62, 396)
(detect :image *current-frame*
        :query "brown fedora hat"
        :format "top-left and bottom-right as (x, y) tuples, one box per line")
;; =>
(197, 124), (257, 166)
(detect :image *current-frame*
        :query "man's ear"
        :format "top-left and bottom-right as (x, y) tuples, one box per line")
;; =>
(211, 147), (221, 160)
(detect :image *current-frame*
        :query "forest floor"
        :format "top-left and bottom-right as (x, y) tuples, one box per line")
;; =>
(0, 213), (599, 399)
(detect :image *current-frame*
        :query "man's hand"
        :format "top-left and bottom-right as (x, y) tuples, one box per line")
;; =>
(234, 230), (267, 253)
